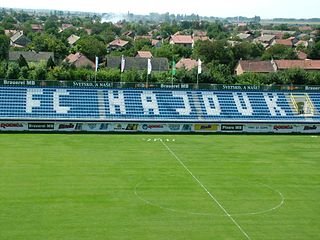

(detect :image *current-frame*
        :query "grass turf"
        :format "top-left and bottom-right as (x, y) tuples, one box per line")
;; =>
(0, 134), (319, 240)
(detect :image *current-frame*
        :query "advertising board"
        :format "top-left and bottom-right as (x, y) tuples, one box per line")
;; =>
(194, 124), (219, 132)
(57, 123), (76, 131)
(272, 125), (296, 133)
(221, 125), (244, 132)
(244, 125), (273, 133)
(28, 123), (54, 130)
(0, 122), (26, 131)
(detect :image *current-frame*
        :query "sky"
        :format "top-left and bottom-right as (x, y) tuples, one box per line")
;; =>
(1, 0), (320, 19)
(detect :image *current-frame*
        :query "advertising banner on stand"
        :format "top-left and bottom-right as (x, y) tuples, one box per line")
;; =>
(28, 123), (54, 130)
(0, 122), (27, 131)
(108, 123), (139, 132)
(272, 125), (297, 133)
(56, 123), (76, 131)
(221, 125), (244, 132)
(194, 124), (219, 132)
(244, 124), (273, 133)
(140, 124), (166, 132)
(298, 125), (320, 133)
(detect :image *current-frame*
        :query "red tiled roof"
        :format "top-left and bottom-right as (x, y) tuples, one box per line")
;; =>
(31, 24), (43, 30)
(151, 39), (160, 46)
(275, 60), (320, 70)
(170, 35), (193, 44)
(65, 52), (95, 68)
(65, 52), (82, 63)
(238, 60), (275, 73)
(299, 26), (313, 31)
(176, 58), (198, 71)
(274, 39), (293, 47)
(109, 39), (129, 47)
(62, 24), (73, 30)
(136, 51), (153, 58)
(297, 51), (308, 60)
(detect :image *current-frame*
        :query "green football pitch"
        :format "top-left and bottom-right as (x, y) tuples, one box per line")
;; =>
(0, 134), (319, 240)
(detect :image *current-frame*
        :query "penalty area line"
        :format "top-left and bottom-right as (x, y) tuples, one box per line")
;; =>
(160, 140), (252, 240)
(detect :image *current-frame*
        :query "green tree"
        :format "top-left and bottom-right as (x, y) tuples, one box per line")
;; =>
(194, 40), (233, 65)
(0, 34), (10, 61)
(28, 63), (47, 80)
(76, 36), (107, 61)
(0, 61), (7, 78)
(308, 41), (320, 59)
(44, 16), (59, 35)
(232, 42), (264, 61)
(262, 44), (297, 60)
(29, 34), (68, 60)
(46, 56), (55, 69)
(207, 21), (228, 39)
(17, 54), (28, 68)
(19, 66), (29, 79)
(6, 62), (20, 79)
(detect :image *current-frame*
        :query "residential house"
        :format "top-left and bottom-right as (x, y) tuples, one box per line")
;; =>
(193, 36), (209, 42)
(67, 34), (80, 46)
(135, 51), (153, 59)
(106, 56), (168, 72)
(31, 24), (43, 33)
(151, 39), (162, 48)
(108, 39), (130, 51)
(272, 39), (294, 47)
(297, 33), (308, 40)
(4, 29), (18, 37)
(261, 30), (296, 39)
(84, 28), (92, 35)
(297, 51), (308, 60)
(10, 31), (31, 48)
(236, 33), (253, 41)
(193, 30), (207, 37)
(235, 60), (276, 75)
(122, 31), (135, 38)
(299, 26), (313, 32)
(176, 58), (198, 71)
(235, 59), (320, 75)
(274, 60), (320, 71)
(61, 24), (73, 31)
(311, 30), (319, 38)
(295, 40), (309, 48)
(169, 35), (193, 48)
(254, 34), (275, 48)
(237, 22), (247, 27)
(9, 51), (54, 63)
(64, 52), (95, 69)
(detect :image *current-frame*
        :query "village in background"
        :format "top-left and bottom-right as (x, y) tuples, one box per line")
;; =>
(0, 8), (320, 85)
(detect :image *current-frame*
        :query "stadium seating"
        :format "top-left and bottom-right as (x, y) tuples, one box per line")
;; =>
(0, 86), (319, 122)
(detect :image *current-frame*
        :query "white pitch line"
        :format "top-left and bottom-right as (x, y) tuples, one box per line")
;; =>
(160, 140), (252, 240)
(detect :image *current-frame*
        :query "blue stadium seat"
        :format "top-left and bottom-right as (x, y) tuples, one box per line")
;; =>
(0, 86), (319, 122)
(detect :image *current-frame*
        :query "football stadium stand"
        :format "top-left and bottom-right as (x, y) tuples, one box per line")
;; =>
(0, 85), (319, 133)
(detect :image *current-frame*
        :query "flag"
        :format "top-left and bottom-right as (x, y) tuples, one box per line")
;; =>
(147, 58), (152, 75)
(95, 56), (99, 72)
(197, 59), (202, 74)
(172, 60), (176, 75)
(120, 55), (125, 73)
